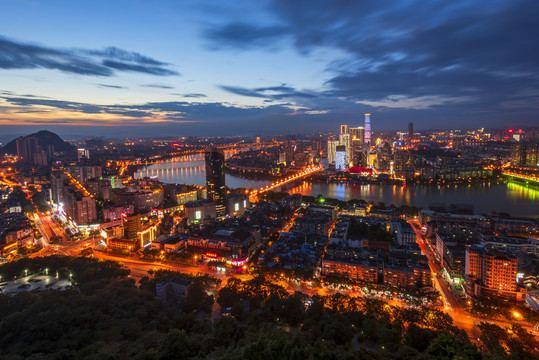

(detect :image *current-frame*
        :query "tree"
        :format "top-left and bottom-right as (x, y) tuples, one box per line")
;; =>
(421, 334), (481, 360)
(477, 322), (507, 355)
(212, 316), (239, 347)
(420, 308), (453, 332)
(404, 324), (437, 352)
(321, 314), (353, 345)
(274, 292), (305, 327)
(181, 281), (213, 314)
(217, 278), (244, 308)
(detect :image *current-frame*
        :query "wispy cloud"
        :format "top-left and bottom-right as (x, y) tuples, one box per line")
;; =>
(98, 84), (126, 89)
(0, 36), (179, 77)
(141, 84), (174, 89)
(172, 93), (207, 98)
(220, 84), (317, 100)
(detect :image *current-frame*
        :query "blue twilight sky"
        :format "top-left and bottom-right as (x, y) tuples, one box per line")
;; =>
(0, 0), (538, 138)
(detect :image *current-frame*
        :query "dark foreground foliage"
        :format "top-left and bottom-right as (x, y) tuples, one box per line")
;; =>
(0, 257), (537, 360)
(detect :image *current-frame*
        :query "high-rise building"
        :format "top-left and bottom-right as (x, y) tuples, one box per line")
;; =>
(511, 140), (539, 168)
(483, 251), (518, 292)
(50, 170), (97, 225)
(465, 245), (523, 302)
(335, 145), (347, 171)
(205, 147), (226, 216)
(349, 127), (365, 144)
(340, 125), (348, 135)
(339, 133), (351, 167)
(77, 148), (90, 162)
(66, 165), (102, 185)
(408, 122), (414, 146)
(46, 144), (55, 162)
(364, 113), (372, 146)
(123, 214), (141, 240)
(465, 246), (484, 284)
(33, 147), (48, 167)
(394, 150), (414, 179)
(16, 137), (38, 163)
(327, 140), (339, 164)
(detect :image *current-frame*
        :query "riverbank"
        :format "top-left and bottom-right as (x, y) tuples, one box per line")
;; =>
(136, 158), (539, 218)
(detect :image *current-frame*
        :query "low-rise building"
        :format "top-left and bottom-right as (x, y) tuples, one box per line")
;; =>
(156, 276), (190, 304)
(341, 204), (368, 217)
(419, 209), (489, 230)
(281, 193), (302, 211)
(186, 227), (260, 263)
(184, 200), (216, 224)
(162, 235), (187, 253)
(110, 178), (164, 213)
(0, 213), (34, 251)
(390, 220), (416, 246)
(103, 204), (134, 222)
(307, 204), (338, 221)
(107, 237), (139, 252)
(329, 219), (349, 245)
(322, 256), (379, 283)
(383, 266), (431, 288)
(227, 193), (250, 217)
(490, 216), (539, 236)
(480, 234), (539, 255)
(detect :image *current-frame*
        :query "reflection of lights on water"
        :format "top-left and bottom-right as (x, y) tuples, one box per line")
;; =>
(507, 181), (538, 200)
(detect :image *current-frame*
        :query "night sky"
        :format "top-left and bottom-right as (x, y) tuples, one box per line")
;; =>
(1, 0), (538, 137)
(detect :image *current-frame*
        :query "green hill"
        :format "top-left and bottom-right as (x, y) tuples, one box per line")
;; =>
(1, 130), (76, 155)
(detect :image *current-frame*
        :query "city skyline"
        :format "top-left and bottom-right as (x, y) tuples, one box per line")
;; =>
(1, 0), (539, 137)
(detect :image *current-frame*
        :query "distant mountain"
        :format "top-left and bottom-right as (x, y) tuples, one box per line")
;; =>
(1, 130), (77, 155)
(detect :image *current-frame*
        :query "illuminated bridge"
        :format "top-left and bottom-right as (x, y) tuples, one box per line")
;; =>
(502, 170), (539, 185)
(249, 166), (322, 202)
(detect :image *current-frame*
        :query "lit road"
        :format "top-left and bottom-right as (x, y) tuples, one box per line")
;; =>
(408, 218), (538, 339)
(25, 211), (538, 341)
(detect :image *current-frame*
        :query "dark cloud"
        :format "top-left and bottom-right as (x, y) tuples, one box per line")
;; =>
(0, 36), (178, 77)
(98, 84), (126, 89)
(84, 47), (168, 66)
(220, 85), (317, 100)
(177, 93), (207, 98)
(204, 0), (539, 125)
(141, 84), (175, 89)
(204, 23), (288, 50)
(102, 60), (178, 76)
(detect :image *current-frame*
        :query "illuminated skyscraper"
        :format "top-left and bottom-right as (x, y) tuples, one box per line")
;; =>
(339, 133), (351, 167)
(335, 145), (347, 171)
(364, 113), (371, 146)
(408, 122), (414, 146)
(327, 140), (339, 164)
(349, 127), (364, 144)
(340, 124), (348, 135)
(205, 147), (226, 216)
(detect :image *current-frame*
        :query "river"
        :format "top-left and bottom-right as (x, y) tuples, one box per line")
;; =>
(135, 155), (539, 218)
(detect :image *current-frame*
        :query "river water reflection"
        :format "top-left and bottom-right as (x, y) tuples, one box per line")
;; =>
(135, 156), (538, 218)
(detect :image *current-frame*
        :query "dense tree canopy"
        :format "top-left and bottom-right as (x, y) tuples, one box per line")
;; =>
(0, 257), (536, 359)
